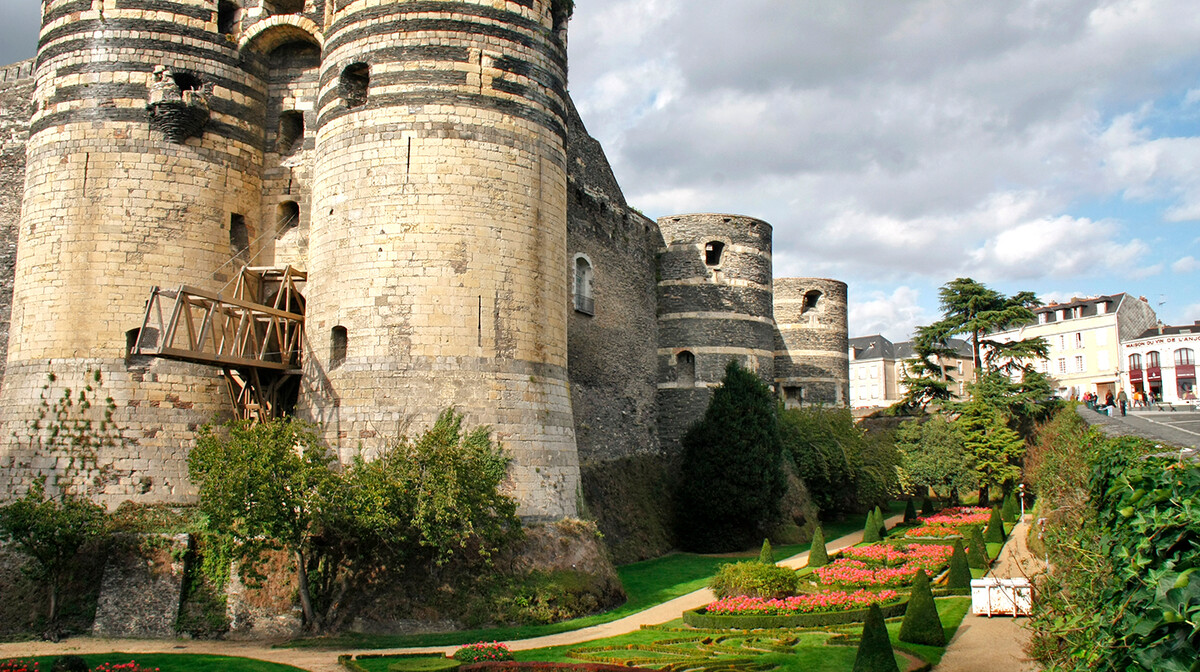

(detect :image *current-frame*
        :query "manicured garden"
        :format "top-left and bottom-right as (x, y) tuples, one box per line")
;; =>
(2, 654), (307, 672)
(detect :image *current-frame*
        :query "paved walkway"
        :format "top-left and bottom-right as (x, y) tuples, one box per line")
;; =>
(0, 517), (900, 671)
(931, 519), (1044, 672)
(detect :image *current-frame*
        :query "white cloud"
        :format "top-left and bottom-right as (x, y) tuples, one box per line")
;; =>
(848, 286), (932, 342)
(1173, 256), (1200, 274)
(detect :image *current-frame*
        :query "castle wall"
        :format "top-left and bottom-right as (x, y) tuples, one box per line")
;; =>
(564, 100), (661, 461)
(655, 213), (776, 450)
(774, 277), (849, 406)
(0, 61), (35, 383)
(299, 0), (580, 520)
(0, 0), (269, 505)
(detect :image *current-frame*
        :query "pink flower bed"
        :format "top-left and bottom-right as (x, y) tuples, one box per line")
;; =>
(904, 506), (990, 538)
(706, 589), (900, 615)
(814, 544), (953, 587)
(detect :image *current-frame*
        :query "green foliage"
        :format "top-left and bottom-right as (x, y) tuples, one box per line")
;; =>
(924, 278), (1044, 381)
(779, 406), (898, 517)
(709, 560), (800, 599)
(0, 478), (108, 623)
(957, 399), (1025, 502)
(853, 603), (899, 672)
(1000, 491), (1018, 523)
(1027, 408), (1199, 672)
(946, 540), (971, 590)
(16, 370), (123, 491)
(676, 360), (787, 552)
(984, 507), (1005, 544)
(903, 500), (917, 523)
(50, 657), (87, 672)
(452, 643), (513, 664)
(686, 598), (909, 630)
(861, 510), (881, 543)
(899, 569), (945, 646)
(873, 505), (885, 537)
(808, 526), (829, 568)
(921, 497), (934, 516)
(894, 416), (979, 498)
(965, 526), (988, 569)
(759, 539), (775, 565)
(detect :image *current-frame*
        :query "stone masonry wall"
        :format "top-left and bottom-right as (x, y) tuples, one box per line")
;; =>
(774, 277), (849, 406)
(0, 61), (34, 384)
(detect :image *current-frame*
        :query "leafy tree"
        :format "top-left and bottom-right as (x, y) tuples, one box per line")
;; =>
(923, 278), (1045, 382)
(676, 360), (786, 552)
(778, 406), (855, 514)
(899, 569), (945, 646)
(853, 603), (899, 672)
(897, 325), (959, 411)
(894, 417), (978, 500)
(0, 478), (107, 625)
(958, 400), (1026, 505)
(808, 526), (829, 568)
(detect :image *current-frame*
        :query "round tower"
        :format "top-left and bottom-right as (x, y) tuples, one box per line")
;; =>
(773, 278), (850, 407)
(655, 213), (775, 449)
(301, 0), (578, 520)
(0, 0), (271, 505)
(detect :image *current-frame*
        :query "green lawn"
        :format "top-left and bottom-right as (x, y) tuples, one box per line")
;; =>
(285, 511), (883, 650)
(18, 653), (307, 672)
(348, 598), (972, 672)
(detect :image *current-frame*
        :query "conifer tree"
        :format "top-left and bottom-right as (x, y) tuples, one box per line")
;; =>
(903, 499), (917, 523)
(899, 569), (946, 646)
(966, 525), (989, 569)
(808, 525), (829, 567)
(759, 538), (775, 564)
(873, 505), (887, 537)
(984, 506), (1005, 543)
(853, 603), (899, 672)
(1001, 490), (1018, 522)
(862, 509), (881, 543)
(946, 539), (972, 589)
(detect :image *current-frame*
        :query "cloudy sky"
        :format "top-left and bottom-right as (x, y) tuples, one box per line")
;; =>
(5, 1), (1200, 340)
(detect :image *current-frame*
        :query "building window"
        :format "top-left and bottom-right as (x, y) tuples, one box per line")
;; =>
(802, 290), (822, 313)
(340, 63), (370, 108)
(217, 1), (239, 34)
(1075, 355), (1084, 373)
(277, 201), (300, 233)
(1058, 358), (1067, 374)
(1147, 351), (1161, 368)
(1175, 348), (1195, 366)
(330, 326), (348, 369)
(704, 241), (724, 266)
(1059, 335), (1066, 350)
(277, 110), (304, 154)
(1039, 312), (1049, 324)
(273, 0), (305, 13)
(676, 351), (695, 387)
(1129, 353), (1142, 371)
(573, 255), (594, 315)
(783, 386), (803, 409)
(229, 213), (249, 262)
(1074, 332), (1083, 348)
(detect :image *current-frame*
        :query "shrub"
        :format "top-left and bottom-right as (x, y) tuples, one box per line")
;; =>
(453, 643), (514, 664)
(1000, 491), (1018, 523)
(759, 538), (775, 564)
(808, 526), (829, 567)
(92, 664), (159, 672)
(0, 661), (39, 672)
(899, 569), (945, 646)
(946, 540), (972, 589)
(873, 505), (886, 537)
(685, 598), (908, 630)
(984, 506), (1005, 543)
(709, 560), (799, 599)
(903, 499), (917, 523)
(50, 658), (87, 672)
(862, 510), (881, 543)
(921, 497), (934, 516)
(853, 603), (899, 672)
(966, 525), (988, 569)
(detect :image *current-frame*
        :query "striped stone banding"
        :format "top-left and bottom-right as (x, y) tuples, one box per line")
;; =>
(658, 312), (775, 325)
(316, 90), (567, 141)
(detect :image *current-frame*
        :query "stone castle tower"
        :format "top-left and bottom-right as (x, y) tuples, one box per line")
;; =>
(0, 0), (849, 527)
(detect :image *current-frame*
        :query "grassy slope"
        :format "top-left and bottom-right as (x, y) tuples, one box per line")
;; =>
(285, 512), (881, 650)
(22, 653), (307, 672)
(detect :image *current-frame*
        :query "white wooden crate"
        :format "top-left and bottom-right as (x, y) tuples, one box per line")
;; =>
(970, 578), (1032, 617)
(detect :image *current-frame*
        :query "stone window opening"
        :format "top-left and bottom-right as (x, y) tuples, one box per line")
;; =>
(277, 201), (300, 234)
(125, 327), (157, 366)
(340, 63), (370, 109)
(573, 254), (594, 315)
(171, 71), (203, 92)
(677, 350), (695, 387)
(229, 213), (249, 263)
(277, 110), (304, 154)
(704, 241), (724, 266)
(217, 1), (239, 35)
(801, 290), (822, 313)
(330, 326), (348, 369)
(273, 0), (305, 14)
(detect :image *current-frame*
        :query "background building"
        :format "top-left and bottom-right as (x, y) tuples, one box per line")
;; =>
(1122, 322), (1200, 404)
(849, 335), (972, 409)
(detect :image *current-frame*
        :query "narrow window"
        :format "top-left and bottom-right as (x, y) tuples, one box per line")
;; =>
(229, 214), (249, 257)
(126, 328), (142, 358)
(783, 386), (803, 409)
(330, 326), (348, 369)
(1129, 353), (1142, 371)
(340, 63), (370, 109)
(704, 241), (724, 266)
(274, 0), (305, 13)
(1147, 351), (1161, 368)
(801, 290), (822, 313)
(217, 1), (238, 35)
(1175, 348), (1195, 366)
(277, 201), (300, 233)
(276, 111), (304, 154)
(573, 256), (594, 315)
(677, 351), (695, 387)
(171, 72), (202, 92)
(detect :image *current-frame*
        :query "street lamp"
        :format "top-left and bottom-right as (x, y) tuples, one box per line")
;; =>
(1018, 483), (1026, 522)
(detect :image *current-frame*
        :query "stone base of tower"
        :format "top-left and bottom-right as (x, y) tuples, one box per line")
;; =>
(0, 358), (230, 507)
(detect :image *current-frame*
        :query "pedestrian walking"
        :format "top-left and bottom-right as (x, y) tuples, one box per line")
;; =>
(1117, 389), (1128, 416)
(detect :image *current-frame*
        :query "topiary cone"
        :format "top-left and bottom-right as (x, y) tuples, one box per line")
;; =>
(759, 538), (775, 564)
(899, 569), (946, 646)
(1001, 491), (1018, 523)
(946, 539), (972, 589)
(984, 506), (1005, 543)
(903, 499), (917, 523)
(966, 525), (989, 569)
(874, 505), (887, 537)
(863, 510), (881, 543)
(853, 602), (900, 672)
(808, 525), (829, 567)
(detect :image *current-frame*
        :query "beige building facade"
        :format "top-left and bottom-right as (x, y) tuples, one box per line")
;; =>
(848, 335), (972, 409)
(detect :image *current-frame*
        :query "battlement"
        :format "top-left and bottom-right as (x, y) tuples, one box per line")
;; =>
(0, 60), (34, 87)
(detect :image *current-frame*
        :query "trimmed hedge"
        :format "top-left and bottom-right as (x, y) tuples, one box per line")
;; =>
(709, 561), (799, 599)
(903, 500), (917, 523)
(984, 507), (1005, 544)
(863, 510), (881, 543)
(809, 526), (829, 567)
(854, 603), (899, 672)
(966, 525), (989, 569)
(899, 570), (945, 646)
(461, 664), (658, 672)
(945, 540), (972, 590)
(683, 598), (908, 629)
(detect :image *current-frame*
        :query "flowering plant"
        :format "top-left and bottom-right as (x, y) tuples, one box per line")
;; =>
(815, 544), (953, 587)
(454, 642), (515, 663)
(904, 507), (990, 537)
(705, 589), (899, 615)
(0, 661), (38, 672)
(93, 664), (159, 672)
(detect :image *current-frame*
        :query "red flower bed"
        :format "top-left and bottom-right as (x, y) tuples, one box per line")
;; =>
(814, 544), (953, 587)
(706, 589), (900, 615)
(0, 661), (38, 672)
(904, 506), (990, 538)
(454, 642), (515, 664)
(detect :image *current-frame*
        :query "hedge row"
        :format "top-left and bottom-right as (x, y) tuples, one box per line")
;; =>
(683, 598), (908, 629)
(462, 663), (657, 672)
